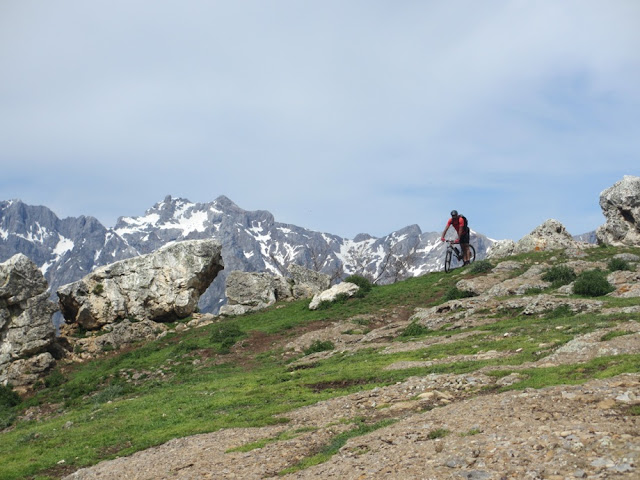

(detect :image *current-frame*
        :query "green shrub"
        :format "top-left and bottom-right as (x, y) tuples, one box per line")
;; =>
(93, 384), (124, 405)
(542, 265), (576, 288)
(600, 330), (634, 342)
(44, 369), (67, 388)
(427, 428), (450, 439)
(573, 269), (615, 297)
(314, 300), (334, 310)
(345, 275), (373, 296)
(314, 293), (351, 310)
(210, 323), (245, 354)
(469, 260), (493, 274)
(400, 322), (431, 337)
(544, 305), (574, 319)
(608, 258), (632, 272)
(210, 323), (244, 343)
(524, 287), (544, 295)
(443, 287), (475, 301)
(303, 340), (335, 355)
(0, 407), (16, 430)
(0, 384), (20, 409)
(92, 283), (104, 295)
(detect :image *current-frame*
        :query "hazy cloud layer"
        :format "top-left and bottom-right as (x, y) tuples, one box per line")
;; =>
(1, 0), (638, 240)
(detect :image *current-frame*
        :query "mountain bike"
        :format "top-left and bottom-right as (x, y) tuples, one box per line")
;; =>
(444, 240), (476, 273)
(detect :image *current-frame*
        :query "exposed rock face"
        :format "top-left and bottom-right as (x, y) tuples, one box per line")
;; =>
(486, 239), (516, 259)
(219, 265), (331, 316)
(57, 240), (223, 330)
(596, 175), (640, 246)
(309, 282), (360, 310)
(0, 254), (58, 388)
(287, 264), (331, 299)
(488, 220), (591, 260)
(513, 219), (579, 254)
(71, 320), (169, 357)
(219, 271), (290, 316)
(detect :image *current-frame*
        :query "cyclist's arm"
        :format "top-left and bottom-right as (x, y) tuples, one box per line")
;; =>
(441, 220), (451, 241)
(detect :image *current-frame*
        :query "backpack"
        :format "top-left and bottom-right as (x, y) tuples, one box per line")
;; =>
(459, 215), (469, 233)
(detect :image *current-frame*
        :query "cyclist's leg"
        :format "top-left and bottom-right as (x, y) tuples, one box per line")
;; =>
(460, 230), (471, 264)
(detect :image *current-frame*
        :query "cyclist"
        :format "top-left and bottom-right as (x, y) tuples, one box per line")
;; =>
(441, 210), (471, 265)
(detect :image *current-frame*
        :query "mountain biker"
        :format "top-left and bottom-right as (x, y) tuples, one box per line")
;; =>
(441, 210), (471, 265)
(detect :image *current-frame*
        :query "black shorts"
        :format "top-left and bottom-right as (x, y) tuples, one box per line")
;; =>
(460, 228), (470, 245)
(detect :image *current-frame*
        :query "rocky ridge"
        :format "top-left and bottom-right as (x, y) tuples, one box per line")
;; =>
(0, 196), (495, 315)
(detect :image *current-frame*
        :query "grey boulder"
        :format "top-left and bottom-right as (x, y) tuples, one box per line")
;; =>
(1, 254), (58, 388)
(58, 239), (223, 330)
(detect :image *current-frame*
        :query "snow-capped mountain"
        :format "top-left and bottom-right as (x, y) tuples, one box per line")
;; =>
(1, 196), (494, 313)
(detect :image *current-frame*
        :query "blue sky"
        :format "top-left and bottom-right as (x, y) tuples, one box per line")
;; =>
(1, 1), (638, 241)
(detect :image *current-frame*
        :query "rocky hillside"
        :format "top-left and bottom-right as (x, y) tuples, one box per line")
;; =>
(0, 196), (494, 314)
(60, 244), (640, 480)
(0, 238), (637, 480)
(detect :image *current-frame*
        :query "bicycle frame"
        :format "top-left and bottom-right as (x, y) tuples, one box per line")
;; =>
(444, 240), (476, 273)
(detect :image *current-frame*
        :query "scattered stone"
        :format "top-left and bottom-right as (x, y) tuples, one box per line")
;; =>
(614, 253), (640, 263)
(308, 282), (360, 310)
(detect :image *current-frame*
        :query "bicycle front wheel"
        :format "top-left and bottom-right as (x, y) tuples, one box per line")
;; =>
(444, 249), (453, 273)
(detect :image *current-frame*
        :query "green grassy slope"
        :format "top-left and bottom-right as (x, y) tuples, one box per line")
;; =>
(1, 246), (639, 479)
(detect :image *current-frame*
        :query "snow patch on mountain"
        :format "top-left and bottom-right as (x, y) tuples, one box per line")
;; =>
(53, 235), (74, 256)
(165, 210), (209, 235)
(115, 214), (161, 235)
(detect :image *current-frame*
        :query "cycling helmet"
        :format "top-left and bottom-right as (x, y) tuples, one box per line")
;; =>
(450, 210), (458, 217)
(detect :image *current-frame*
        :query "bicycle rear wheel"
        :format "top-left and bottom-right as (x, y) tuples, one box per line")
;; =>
(468, 245), (476, 264)
(444, 249), (453, 273)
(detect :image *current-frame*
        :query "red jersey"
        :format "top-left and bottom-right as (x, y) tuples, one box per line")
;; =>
(447, 216), (466, 232)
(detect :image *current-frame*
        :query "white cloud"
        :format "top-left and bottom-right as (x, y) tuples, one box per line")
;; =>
(0, 1), (638, 239)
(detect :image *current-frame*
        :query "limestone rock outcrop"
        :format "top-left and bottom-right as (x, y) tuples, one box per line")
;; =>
(57, 239), (223, 330)
(596, 175), (640, 246)
(287, 264), (331, 299)
(486, 239), (516, 259)
(71, 320), (169, 357)
(488, 220), (591, 260)
(219, 271), (290, 316)
(219, 265), (331, 316)
(1, 254), (58, 389)
(513, 219), (579, 254)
